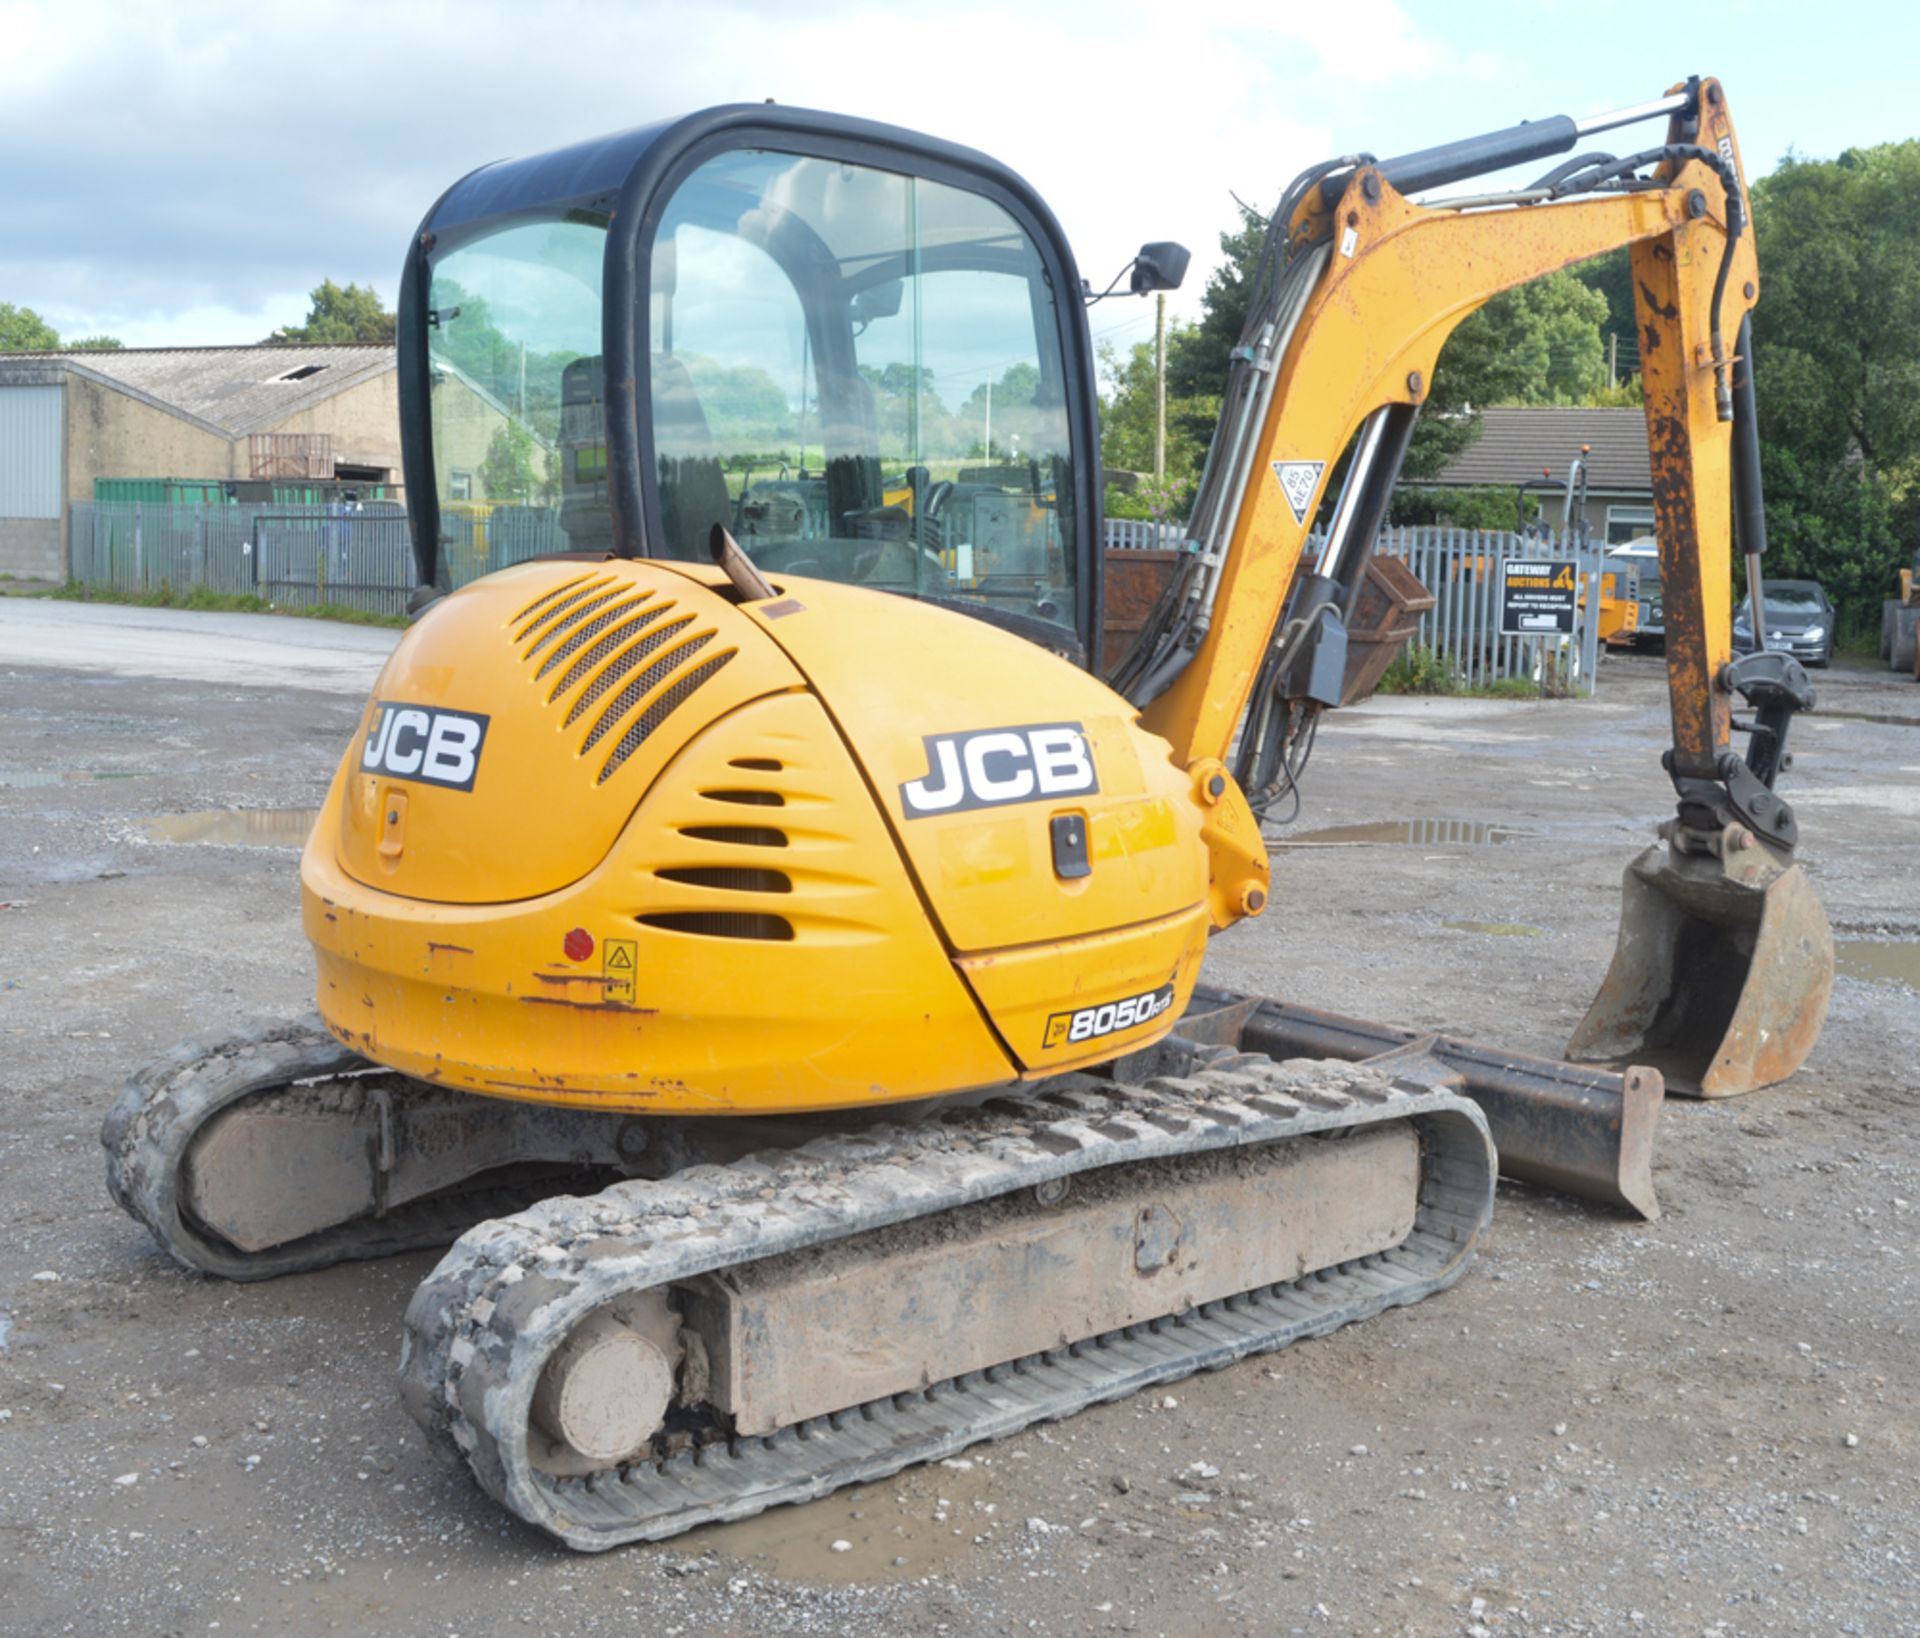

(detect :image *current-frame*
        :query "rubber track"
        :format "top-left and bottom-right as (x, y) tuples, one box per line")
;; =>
(101, 1014), (547, 1281)
(399, 1052), (1496, 1551)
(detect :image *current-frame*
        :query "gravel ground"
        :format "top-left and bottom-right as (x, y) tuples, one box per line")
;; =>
(1, 618), (1916, 1638)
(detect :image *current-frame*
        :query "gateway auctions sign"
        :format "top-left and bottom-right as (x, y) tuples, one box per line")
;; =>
(1501, 560), (1578, 635)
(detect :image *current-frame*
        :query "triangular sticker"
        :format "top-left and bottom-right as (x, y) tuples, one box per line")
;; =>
(1271, 460), (1325, 526)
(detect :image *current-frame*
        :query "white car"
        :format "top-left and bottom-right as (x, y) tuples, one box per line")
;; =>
(1606, 537), (1662, 639)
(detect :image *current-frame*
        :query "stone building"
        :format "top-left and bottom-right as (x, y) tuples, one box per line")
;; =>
(0, 343), (399, 579)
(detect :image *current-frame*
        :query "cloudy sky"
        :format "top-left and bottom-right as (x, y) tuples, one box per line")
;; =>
(3, 0), (1912, 362)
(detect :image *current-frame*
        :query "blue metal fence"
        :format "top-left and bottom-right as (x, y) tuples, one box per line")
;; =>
(1103, 518), (1608, 693)
(71, 500), (414, 617)
(1374, 525), (1606, 693)
(68, 504), (1608, 690)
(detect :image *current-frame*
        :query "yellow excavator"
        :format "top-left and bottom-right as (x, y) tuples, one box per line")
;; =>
(105, 77), (1833, 1550)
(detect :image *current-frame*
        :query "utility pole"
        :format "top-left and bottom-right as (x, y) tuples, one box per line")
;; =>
(1607, 332), (1618, 391)
(1153, 293), (1167, 484)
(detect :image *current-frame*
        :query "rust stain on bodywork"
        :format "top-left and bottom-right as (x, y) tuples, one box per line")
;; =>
(520, 995), (658, 1016)
(1645, 407), (1728, 774)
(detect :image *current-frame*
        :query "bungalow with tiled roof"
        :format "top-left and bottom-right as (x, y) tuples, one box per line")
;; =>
(1415, 405), (1656, 545)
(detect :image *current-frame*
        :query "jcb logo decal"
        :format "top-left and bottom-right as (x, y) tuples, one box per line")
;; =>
(362, 702), (490, 792)
(1043, 982), (1176, 1050)
(899, 722), (1097, 817)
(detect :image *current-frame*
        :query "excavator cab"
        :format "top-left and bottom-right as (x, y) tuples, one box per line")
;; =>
(406, 110), (1103, 661)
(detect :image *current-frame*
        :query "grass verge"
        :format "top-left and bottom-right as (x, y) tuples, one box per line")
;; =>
(50, 581), (406, 628)
(1375, 643), (1582, 700)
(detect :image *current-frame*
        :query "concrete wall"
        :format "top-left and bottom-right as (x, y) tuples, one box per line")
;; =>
(0, 518), (61, 579)
(64, 375), (235, 503)
(265, 370), (403, 488)
(432, 378), (517, 499)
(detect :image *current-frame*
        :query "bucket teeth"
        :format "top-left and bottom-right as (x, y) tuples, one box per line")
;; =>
(1567, 826), (1834, 1098)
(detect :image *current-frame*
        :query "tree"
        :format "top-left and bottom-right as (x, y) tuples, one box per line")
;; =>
(1165, 202), (1269, 401)
(0, 303), (124, 352)
(1462, 273), (1611, 406)
(479, 421), (550, 504)
(1572, 248), (1636, 364)
(682, 355), (797, 451)
(1747, 140), (1920, 636)
(0, 301), (65, 350)
(1099, 329), (1215, 517)
(269, 279), (396, 344)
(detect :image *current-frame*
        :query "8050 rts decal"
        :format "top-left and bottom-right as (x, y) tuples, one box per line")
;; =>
(1042, 981), (1177, 1050)
(899, 722), (1098, 817)
(362, 703), (490, 792)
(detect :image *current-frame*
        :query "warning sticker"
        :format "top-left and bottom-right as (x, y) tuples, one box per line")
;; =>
(602, 938), (637, 1004)
(1271, 461), (1325, 526)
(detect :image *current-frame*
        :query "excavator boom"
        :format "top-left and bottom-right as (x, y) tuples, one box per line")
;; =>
(1119, 76), (1831, 1099)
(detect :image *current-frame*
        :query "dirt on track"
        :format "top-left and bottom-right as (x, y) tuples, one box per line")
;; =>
(1, 637), (1916, 1638)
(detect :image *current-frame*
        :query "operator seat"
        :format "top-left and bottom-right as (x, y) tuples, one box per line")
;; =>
(651, 353), (734, 560)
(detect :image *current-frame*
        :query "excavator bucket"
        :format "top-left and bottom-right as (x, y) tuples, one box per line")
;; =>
(1567, 824), (1834, 1098)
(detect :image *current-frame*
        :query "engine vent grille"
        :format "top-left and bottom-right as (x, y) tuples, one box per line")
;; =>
(637, 911), (794, 942)
(509, 574), (595, 626)
(533, 591), (650, 675)
(562, 614), (693, 724)
(545, 603), (669, 699)
(679, 823), (787, 848)
(508, 571), (736, 785)
(595, 652), (735, 783)
(514, 576), (614, 645)
(656, 865), (792, 894)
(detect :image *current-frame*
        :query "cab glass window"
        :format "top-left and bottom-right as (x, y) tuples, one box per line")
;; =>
(426, 215), (610, 584)
(650, 149), (1078, 641)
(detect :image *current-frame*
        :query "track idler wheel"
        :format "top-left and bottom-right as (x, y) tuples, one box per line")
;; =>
(1567, 821), (1833, 1097)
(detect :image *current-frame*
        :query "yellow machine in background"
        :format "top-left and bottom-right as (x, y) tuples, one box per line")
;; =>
(108, 78), (1831, 1551)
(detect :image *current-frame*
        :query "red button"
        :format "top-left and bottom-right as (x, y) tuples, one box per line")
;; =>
(563, 927), (595, 962)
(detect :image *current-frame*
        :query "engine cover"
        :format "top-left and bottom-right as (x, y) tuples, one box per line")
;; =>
(302, 558), (1237, 1112)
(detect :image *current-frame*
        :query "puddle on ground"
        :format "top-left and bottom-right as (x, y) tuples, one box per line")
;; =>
(1280, 819), (1540, 848)
(1835, 938), (1920, 991)
(674, 1457), (1003, 1584)
(1821, 709), (1920, 730)
(1442, 919), (1546, 938)
(0, 768), (147, 789)
(139, 809), (321, 848)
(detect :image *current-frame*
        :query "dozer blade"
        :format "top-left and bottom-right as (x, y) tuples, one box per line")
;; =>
(1566, 823), (1834, 1098)
(1176, 986), (1663, 1219)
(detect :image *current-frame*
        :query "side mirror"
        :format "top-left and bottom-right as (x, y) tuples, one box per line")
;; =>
(853, 278), (905, 323)
(1130, 241), (1190, 295)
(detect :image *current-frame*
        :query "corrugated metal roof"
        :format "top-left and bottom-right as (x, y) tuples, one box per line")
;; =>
(1427, 406), (1650, 494)
(0, 344), (393, 438)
